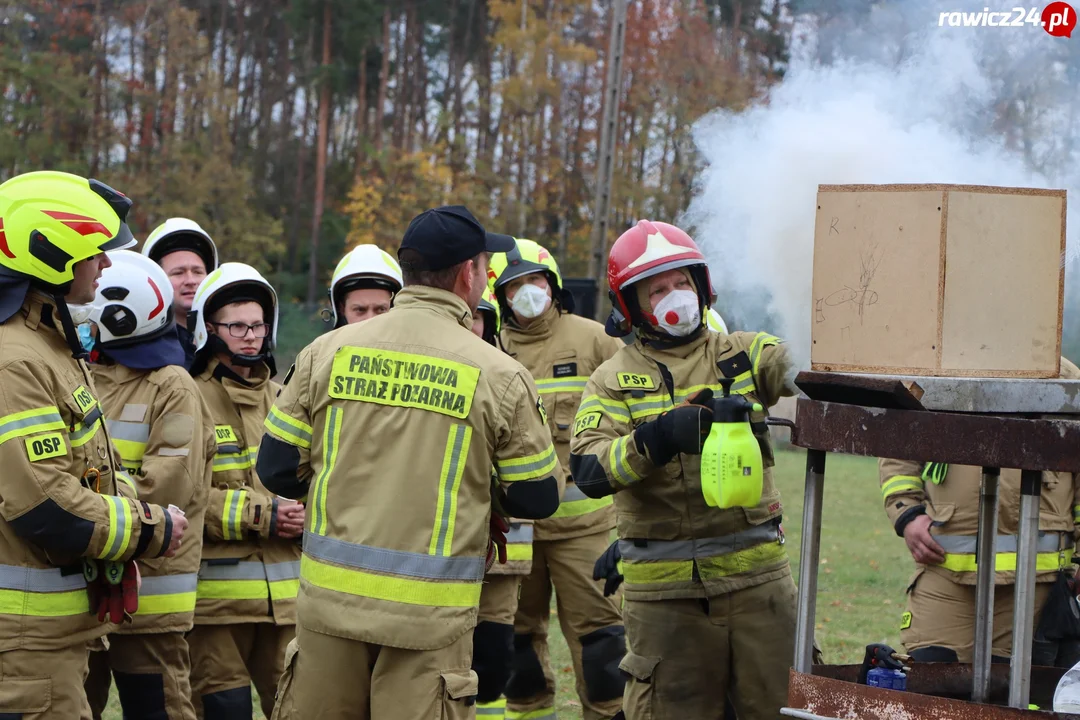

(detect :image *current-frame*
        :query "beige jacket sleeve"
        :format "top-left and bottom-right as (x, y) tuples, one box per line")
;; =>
(0, 360), (170, 561)
(137, 383), (209, 510)
(880, 457), (927, 534)
(569, 371), (653, 497)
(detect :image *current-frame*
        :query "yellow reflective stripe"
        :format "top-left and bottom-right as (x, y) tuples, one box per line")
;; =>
(300, 554), (481, 608)
(431, 424), (472, 556)
(70, 420), (100, 448)
(111, 438), (147, 469)
(748, 333), (781, 374)
(939, 551), (1064, 573)
(195, 579), (270, 600)
(0, 588), (90, 617)
(264, 405), (314, 449)
(621, 559), (694, 584)
(116, 470), (138, 497)
(535, 377), (589, 394)
(882, 475), (923, 499)
(496, 444), (558, 483)
(576, 395), (631, 423)
(608, 435), (642, 487)
(212, 447), (257, 473)
(222, 490), (247, 541)
(1074, 505), (1080, 523)
(311, 406), (343, 537)
(98, 496), (133, 561)
(697, 542), (788, 578)
(270, 578), (300, 601)
(0, 406), (65, 446)
(478, 698), (507, 717)
(505, 545), (532, 562)
(622, 542), (787, 585)
(550, 495), (612, 519)
(506, 708), (556, 720)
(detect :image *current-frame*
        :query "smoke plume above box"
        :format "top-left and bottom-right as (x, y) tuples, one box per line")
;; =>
(682, 0), (1080, 372)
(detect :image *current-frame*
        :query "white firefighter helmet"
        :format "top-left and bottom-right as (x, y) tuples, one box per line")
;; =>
(706, 308), (729, 334)
(189, 262), (278, 356)
(88, 250), (187, 368)
(328, 245), (403, 327)
(142, 217), (219, 273)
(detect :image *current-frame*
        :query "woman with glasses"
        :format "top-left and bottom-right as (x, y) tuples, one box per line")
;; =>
(185, 263), (303, 719)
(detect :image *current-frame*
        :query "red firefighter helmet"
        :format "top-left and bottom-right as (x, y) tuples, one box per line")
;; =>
(606, 219), (713, 336)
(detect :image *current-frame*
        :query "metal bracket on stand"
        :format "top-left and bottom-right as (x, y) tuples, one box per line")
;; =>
(786, 386), (1080, 716)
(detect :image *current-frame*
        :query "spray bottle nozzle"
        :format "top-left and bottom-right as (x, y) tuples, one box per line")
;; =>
(718, 377), (734, 397)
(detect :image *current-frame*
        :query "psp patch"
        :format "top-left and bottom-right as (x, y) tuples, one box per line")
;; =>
(537, 397), (548, 425)
(574, 412), (601, 436)
(616, 373), (656, 391)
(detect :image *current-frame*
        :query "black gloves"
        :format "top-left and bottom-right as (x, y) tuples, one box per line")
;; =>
(593, 540), (623, 597)
(633, 389), (714, 466)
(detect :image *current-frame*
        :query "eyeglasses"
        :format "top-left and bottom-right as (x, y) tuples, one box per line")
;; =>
(210, 321), (270, 339)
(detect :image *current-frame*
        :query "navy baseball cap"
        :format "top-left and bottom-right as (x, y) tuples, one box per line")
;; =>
(398, 206), (515, 271)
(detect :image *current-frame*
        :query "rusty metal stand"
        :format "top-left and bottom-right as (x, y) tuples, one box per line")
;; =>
(783, 382), (1080, 719)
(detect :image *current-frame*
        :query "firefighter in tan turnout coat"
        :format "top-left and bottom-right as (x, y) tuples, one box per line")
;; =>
(880, 357), (1080, 665)
(570, 220), (799, 720)
(187, 262), (303, 719)
(488, 239), (626, 720)
(82, 251), (214, 720)
(257, 205), (563, 720)
(0, 170), (186, 718)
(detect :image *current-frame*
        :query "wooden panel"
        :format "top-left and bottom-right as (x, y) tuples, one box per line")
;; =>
(940, 189), (1065, 376)
(810, 188), (944, 370)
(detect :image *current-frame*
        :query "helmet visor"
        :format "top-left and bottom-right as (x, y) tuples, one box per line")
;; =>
(100, 221), (136, 252)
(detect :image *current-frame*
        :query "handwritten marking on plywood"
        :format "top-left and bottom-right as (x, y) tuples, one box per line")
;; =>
(811, 189), (944, 369)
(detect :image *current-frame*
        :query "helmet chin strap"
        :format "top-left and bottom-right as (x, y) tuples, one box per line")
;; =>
(207, 333), (276, 375)
(53, 294), (90, 360)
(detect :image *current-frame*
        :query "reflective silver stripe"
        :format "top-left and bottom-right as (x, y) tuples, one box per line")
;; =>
(158, 447), (189, 457)
(506, 524), (533, 544)
(105, 420), (149, 443)
(0, 409), (64, 438)
(0, 565), (87, 592)
(304, 531), (485, 582)
(618, 525), (780, 562)
(198, 561), (267, 581)
(265, 561), (300, 582)
(104, 496), (129, 559)
(434, 425), (469, 556)
(933, 532), (1069, 554)
(535, 377), (588, 393)
(496, 446), (557, 479)
(139, 573), (198, 596)
(69, 421), (98, 445)
(266, 410), (313, 444)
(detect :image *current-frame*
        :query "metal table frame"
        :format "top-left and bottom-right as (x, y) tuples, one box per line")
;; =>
(788, 395), (1080, 710)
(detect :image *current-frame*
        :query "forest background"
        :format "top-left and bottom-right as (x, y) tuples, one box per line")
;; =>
(2, 0), (1079, 370)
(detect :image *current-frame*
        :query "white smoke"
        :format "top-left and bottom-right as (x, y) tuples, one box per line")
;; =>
(682, 0), (1080, 371)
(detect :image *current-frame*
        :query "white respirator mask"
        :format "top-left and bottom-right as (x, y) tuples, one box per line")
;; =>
(510, 283), (551, 319)
(652, 289), (701, 337)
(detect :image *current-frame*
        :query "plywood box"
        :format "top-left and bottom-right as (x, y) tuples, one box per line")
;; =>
(810, 183), (1066, 378)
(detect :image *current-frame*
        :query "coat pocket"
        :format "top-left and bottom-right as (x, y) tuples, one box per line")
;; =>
(269, 637), (300, 720)
(437, 668), (478, 720)
(619, 653), (660, 720)
(0, 676), (51, 715)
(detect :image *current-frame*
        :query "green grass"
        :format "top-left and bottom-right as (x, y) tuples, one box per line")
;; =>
(104, 448), (906, 719)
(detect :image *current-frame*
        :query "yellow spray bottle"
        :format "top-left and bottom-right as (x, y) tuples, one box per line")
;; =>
(700, 377), (764, 509)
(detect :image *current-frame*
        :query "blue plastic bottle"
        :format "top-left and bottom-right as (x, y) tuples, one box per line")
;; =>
(866, 668), (907, 691)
